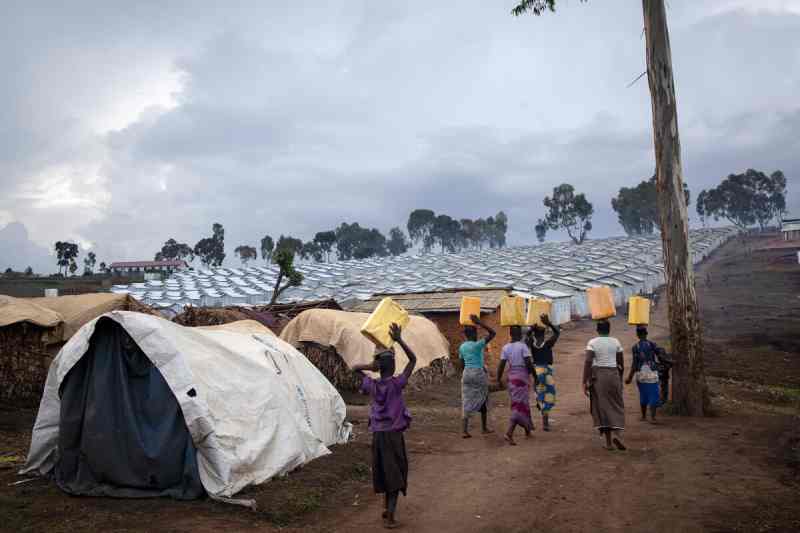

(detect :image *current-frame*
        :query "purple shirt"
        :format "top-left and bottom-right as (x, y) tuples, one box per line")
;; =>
(501, 341), (532, 369)
(360, 374), (411, 433)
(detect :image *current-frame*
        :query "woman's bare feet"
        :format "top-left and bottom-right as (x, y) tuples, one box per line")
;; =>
(612, 436), (627, 451)
(482, 428), (495, 435)
(504, 434), (517, 446)
(462, 432), (472, 439)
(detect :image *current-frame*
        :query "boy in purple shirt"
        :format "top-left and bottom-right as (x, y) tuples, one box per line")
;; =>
(353, 323), (417, 530)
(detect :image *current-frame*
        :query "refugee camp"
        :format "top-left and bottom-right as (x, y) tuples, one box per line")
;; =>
(1, 1), (798, 532)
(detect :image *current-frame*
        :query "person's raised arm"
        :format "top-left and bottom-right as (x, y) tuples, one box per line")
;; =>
(471, 314), (496, 344)
(390, 323), (417, 380)
(542, 315), (560, 345)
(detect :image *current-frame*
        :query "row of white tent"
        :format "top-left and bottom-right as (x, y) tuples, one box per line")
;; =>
(109, 227), (738, 316)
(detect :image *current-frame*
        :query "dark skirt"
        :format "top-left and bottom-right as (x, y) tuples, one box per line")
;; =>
(371, 431), (408, 495)
(590, 367), (625, 432)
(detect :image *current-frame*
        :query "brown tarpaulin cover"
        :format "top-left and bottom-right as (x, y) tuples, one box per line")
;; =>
(0, 293), (158, 342)
(279, 309), (449, 375)
(0, 295), (62, 328)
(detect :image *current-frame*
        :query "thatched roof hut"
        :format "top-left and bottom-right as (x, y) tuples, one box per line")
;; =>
(0, 294), (159, 406)
(280, 309), (452, 391)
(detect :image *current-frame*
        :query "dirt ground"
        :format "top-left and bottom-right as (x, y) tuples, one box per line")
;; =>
(1, 234), (798, 532)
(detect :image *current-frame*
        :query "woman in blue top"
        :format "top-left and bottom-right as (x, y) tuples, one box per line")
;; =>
(459, 315), (496, 439)
(625, 326), (663, 423)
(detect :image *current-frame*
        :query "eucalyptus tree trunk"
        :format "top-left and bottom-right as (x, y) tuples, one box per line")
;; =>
(643, 0), (709, 415)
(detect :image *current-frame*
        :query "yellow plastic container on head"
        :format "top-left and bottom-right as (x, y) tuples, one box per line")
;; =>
(459, 296), (481, 326)
(360, 297), (410, 349)
(587, 286), (616, 320)
(526, 297), (552, 327)
(500, 295), (526, 326)
(628, 296), (651, 325)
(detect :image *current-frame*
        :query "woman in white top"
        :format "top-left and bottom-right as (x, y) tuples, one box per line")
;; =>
(582, 320), (626, 450)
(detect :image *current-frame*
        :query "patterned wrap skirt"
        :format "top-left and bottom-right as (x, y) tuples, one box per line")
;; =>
(507, 368), (533, 430)
(461, 367), (489, 416)
(535, 365), (556, 414)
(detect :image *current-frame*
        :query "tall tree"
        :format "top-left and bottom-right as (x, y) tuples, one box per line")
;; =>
(335, 222), (388, 260)
(431, 214), (462, 253)
(612, 175), (690, 236)
(313, 231), (337, 262)
(387, 227), (410, 256)
(193, 223), (226, 267)
(535, 183), (594, 244)
(699, 169), (787, 230)
(54, 241), (79, 276)
(300, 240), (324, 263)
(83, 251), (97, 275)
(269, 249), (304, 305)
(491, 211), (508, 248)
(99, 261), (107, 274)
(407, 209), (437, 253)
(275, 235), (304, 257)
(155, 238), (194, 262)
(514, 0), (710, 415)
(234, 245), (258, 265)
(260, 235), (275, 263)
(24, 266), (33, 276)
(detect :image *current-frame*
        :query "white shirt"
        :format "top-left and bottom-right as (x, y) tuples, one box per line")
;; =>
(586, 336), (623, 368)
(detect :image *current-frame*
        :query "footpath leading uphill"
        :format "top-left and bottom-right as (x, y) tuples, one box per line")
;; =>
(328, 237), (799, 533)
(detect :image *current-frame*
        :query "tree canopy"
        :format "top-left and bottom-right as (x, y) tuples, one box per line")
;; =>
(260, 235), (274, 263)
(269, 249), (304, 305)
(193, 223), (225, 267)
(407, 209), (437, 253)
(387, 227), (410, 256)
(698, 169), (786, 230)
(313, 231), (337, 262)
(275, 235), (304, 257)
(54, 241), (79, 276)
(407, 209), (508, 254)
(535, 184), (594, 244)
(612, 175), (690, 236)
(234, 245), (258, 265)
(300, 240), (324, 263)
(155, 238), (194, 262)
(335, 222), (388, 260)
(83, 251), (97, 275)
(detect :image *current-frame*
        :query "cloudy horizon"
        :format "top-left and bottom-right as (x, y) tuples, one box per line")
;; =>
(1, 0), (797, 273)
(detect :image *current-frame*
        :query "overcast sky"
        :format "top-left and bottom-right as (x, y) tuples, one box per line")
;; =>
(1, 0), (798, 272)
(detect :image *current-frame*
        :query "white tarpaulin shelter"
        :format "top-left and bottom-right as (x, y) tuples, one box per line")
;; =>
(22, 311), (351, 505)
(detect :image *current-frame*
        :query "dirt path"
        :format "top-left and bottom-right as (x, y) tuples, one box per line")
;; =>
(1, 235), (797, 532)
(323, 239), (798, 532)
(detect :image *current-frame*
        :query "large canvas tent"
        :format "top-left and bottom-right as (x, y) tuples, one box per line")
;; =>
(22, 311), (351, 505)
(280, 309), (451, 390)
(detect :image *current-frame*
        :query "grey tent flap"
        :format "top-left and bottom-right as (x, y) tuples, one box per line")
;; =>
(55, 318), (205, 499)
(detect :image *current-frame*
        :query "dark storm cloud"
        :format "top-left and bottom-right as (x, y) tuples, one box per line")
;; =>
(1, 1), (798, 270)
